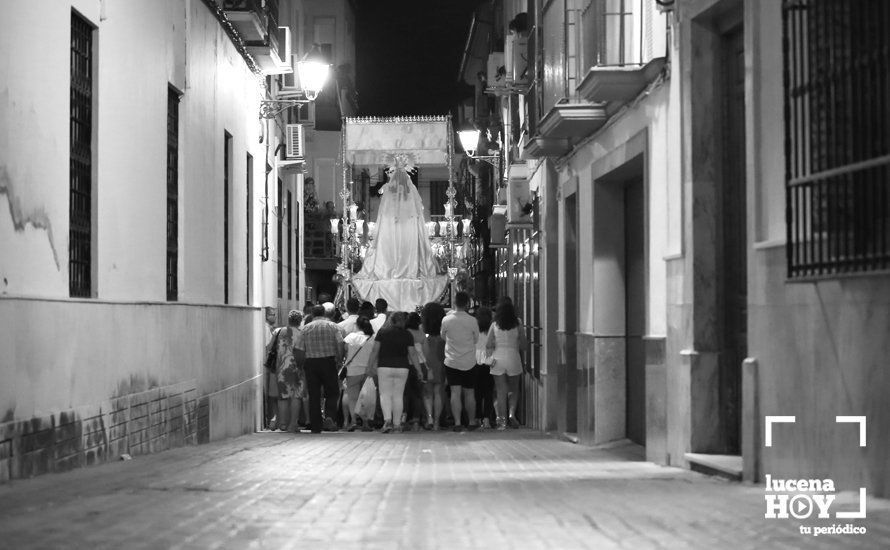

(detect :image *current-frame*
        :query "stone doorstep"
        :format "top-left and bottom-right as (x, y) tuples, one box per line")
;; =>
(684, 452), (743, 481)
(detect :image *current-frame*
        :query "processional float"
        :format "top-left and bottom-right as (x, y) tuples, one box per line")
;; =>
(332, 115), (468, 312)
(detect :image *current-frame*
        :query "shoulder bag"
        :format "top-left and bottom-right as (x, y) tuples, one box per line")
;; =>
(264, 328), (281, 373)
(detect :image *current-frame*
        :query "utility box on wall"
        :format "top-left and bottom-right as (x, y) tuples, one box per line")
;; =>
(506, 34), (528, 85)
(506, 162), (531, 225)
(489, 204), (508, 245)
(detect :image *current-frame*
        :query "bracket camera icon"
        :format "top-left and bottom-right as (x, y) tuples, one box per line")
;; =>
(765, 415), (867, 519)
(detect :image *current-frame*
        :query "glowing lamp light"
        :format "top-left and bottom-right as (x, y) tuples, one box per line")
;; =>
(367, 222), (377, 235)
(444, 202), (453, 217)
(461, 218), (471, 234)
(355, 219), (365, 234)
(349, 203), (359, 221)
(426, 221), (437, 237)
(450, 221), (459, 235)
(296, 44), (330, 101)
(329, 218), (340, 234)
(458, 129), (480, 156)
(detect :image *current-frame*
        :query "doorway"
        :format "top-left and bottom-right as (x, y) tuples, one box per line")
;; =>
(624, 178), (646, 446)
(593, 153), (646, 446)
(719, 23), (746, 454)
(563, 192), (579, 434)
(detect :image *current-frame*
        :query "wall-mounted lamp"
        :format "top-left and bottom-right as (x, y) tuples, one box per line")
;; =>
(259, 44), (330, 119)
(458, 128), (501, 170)
(296, 44), (330, 102)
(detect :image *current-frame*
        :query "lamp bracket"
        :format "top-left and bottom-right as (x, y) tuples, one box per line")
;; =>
(259, 99), (309, 119)
(468, 154), (501, 168)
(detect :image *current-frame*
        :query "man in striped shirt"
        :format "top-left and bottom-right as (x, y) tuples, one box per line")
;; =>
(295, 305), (345, 433)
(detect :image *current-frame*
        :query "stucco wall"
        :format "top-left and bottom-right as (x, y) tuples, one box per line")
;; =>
(562, 80), (677, 339)
(0, 1), (268, 479)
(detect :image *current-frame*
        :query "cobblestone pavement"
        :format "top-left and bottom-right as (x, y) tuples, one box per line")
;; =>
(0, 430), (888, 549)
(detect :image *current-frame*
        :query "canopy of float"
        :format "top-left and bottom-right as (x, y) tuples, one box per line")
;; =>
(343, 116), (452, 168)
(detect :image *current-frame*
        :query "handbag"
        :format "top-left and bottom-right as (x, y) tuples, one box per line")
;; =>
(354, 376), (377, 418)
(264, 328), (281, 372)
(340, 335), (373, 380)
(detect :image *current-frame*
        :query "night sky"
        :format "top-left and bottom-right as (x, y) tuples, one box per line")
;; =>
(354, 0), (485, 117)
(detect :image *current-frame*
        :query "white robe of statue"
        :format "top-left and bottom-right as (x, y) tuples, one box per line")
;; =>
(352, 159), (447, 310)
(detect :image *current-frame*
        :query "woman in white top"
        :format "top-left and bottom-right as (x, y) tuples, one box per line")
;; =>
(486, 301), (527, 430)
(341, 316), (376, 431)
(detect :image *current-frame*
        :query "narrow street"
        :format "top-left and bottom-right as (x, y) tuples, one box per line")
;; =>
(1, 431), (887, 549)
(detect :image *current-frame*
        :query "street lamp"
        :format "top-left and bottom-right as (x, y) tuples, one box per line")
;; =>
(296, 43), (330, 101)
(259, 44), (330, 118)
(458, 128), (501, 171)
(458, 129), (481, 157)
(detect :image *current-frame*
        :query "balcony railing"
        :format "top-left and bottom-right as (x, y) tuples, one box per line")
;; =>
(576, 0), (667, 104)
(581, 0), (648, 69)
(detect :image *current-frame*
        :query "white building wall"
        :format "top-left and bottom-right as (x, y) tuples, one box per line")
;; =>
(0, 0), (268, 477)
(563, 81), (675, 338)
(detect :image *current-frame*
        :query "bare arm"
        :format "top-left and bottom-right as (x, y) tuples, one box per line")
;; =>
(367, 341), (381, 376)
(407, 346), (424, 379)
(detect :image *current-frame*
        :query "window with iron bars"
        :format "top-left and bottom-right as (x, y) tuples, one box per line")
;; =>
(782, 0), (890, 278)
(277, 178), (283, 299)
(224, 132), (232, 303)
(70, 12), (93, 298)
(287, 189), (293, 300)
(167, 87), (180, 301)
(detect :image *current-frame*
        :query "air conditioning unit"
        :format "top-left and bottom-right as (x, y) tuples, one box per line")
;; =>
(285, 124), (305, 159)
(487, 52), (506, 88)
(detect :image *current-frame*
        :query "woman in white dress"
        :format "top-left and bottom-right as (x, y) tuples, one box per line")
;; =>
(486, 301), (527, 430)
(352, 155), (445, 310)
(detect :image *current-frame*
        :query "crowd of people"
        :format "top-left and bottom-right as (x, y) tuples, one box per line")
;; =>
(263, 291), (529, 434)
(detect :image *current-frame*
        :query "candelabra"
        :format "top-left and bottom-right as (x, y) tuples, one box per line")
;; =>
(330, 190), (368, 280)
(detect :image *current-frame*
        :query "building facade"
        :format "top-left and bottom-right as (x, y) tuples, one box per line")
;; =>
(0, 0), (316, 479)
(468, 0), (889, 497)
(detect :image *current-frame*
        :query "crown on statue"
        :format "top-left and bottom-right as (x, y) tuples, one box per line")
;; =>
(384, 152), (417, 175)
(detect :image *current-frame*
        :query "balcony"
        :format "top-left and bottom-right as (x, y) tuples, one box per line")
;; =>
(223, 0), (266, 42)
(576, 0), (668, 104)
(247, 24), (291, 75)
(577, 57), (666, 103)
(537, 103), (608, 139)
(519, 133), (571, 160)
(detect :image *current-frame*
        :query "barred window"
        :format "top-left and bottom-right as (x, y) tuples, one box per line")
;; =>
(224, 132), (232, 303)
(70, 12), (94, 298)
(246, 153), (253, 305)
(783, 0), (890, 278)
(277, 178), (283, 299)
(287, 189), (293, 300)
(167, 87), (180, 301)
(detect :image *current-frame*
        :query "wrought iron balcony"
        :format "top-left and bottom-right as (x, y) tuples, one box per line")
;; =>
(222, 0), (266, 42)
(576, 0), (668, 104)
